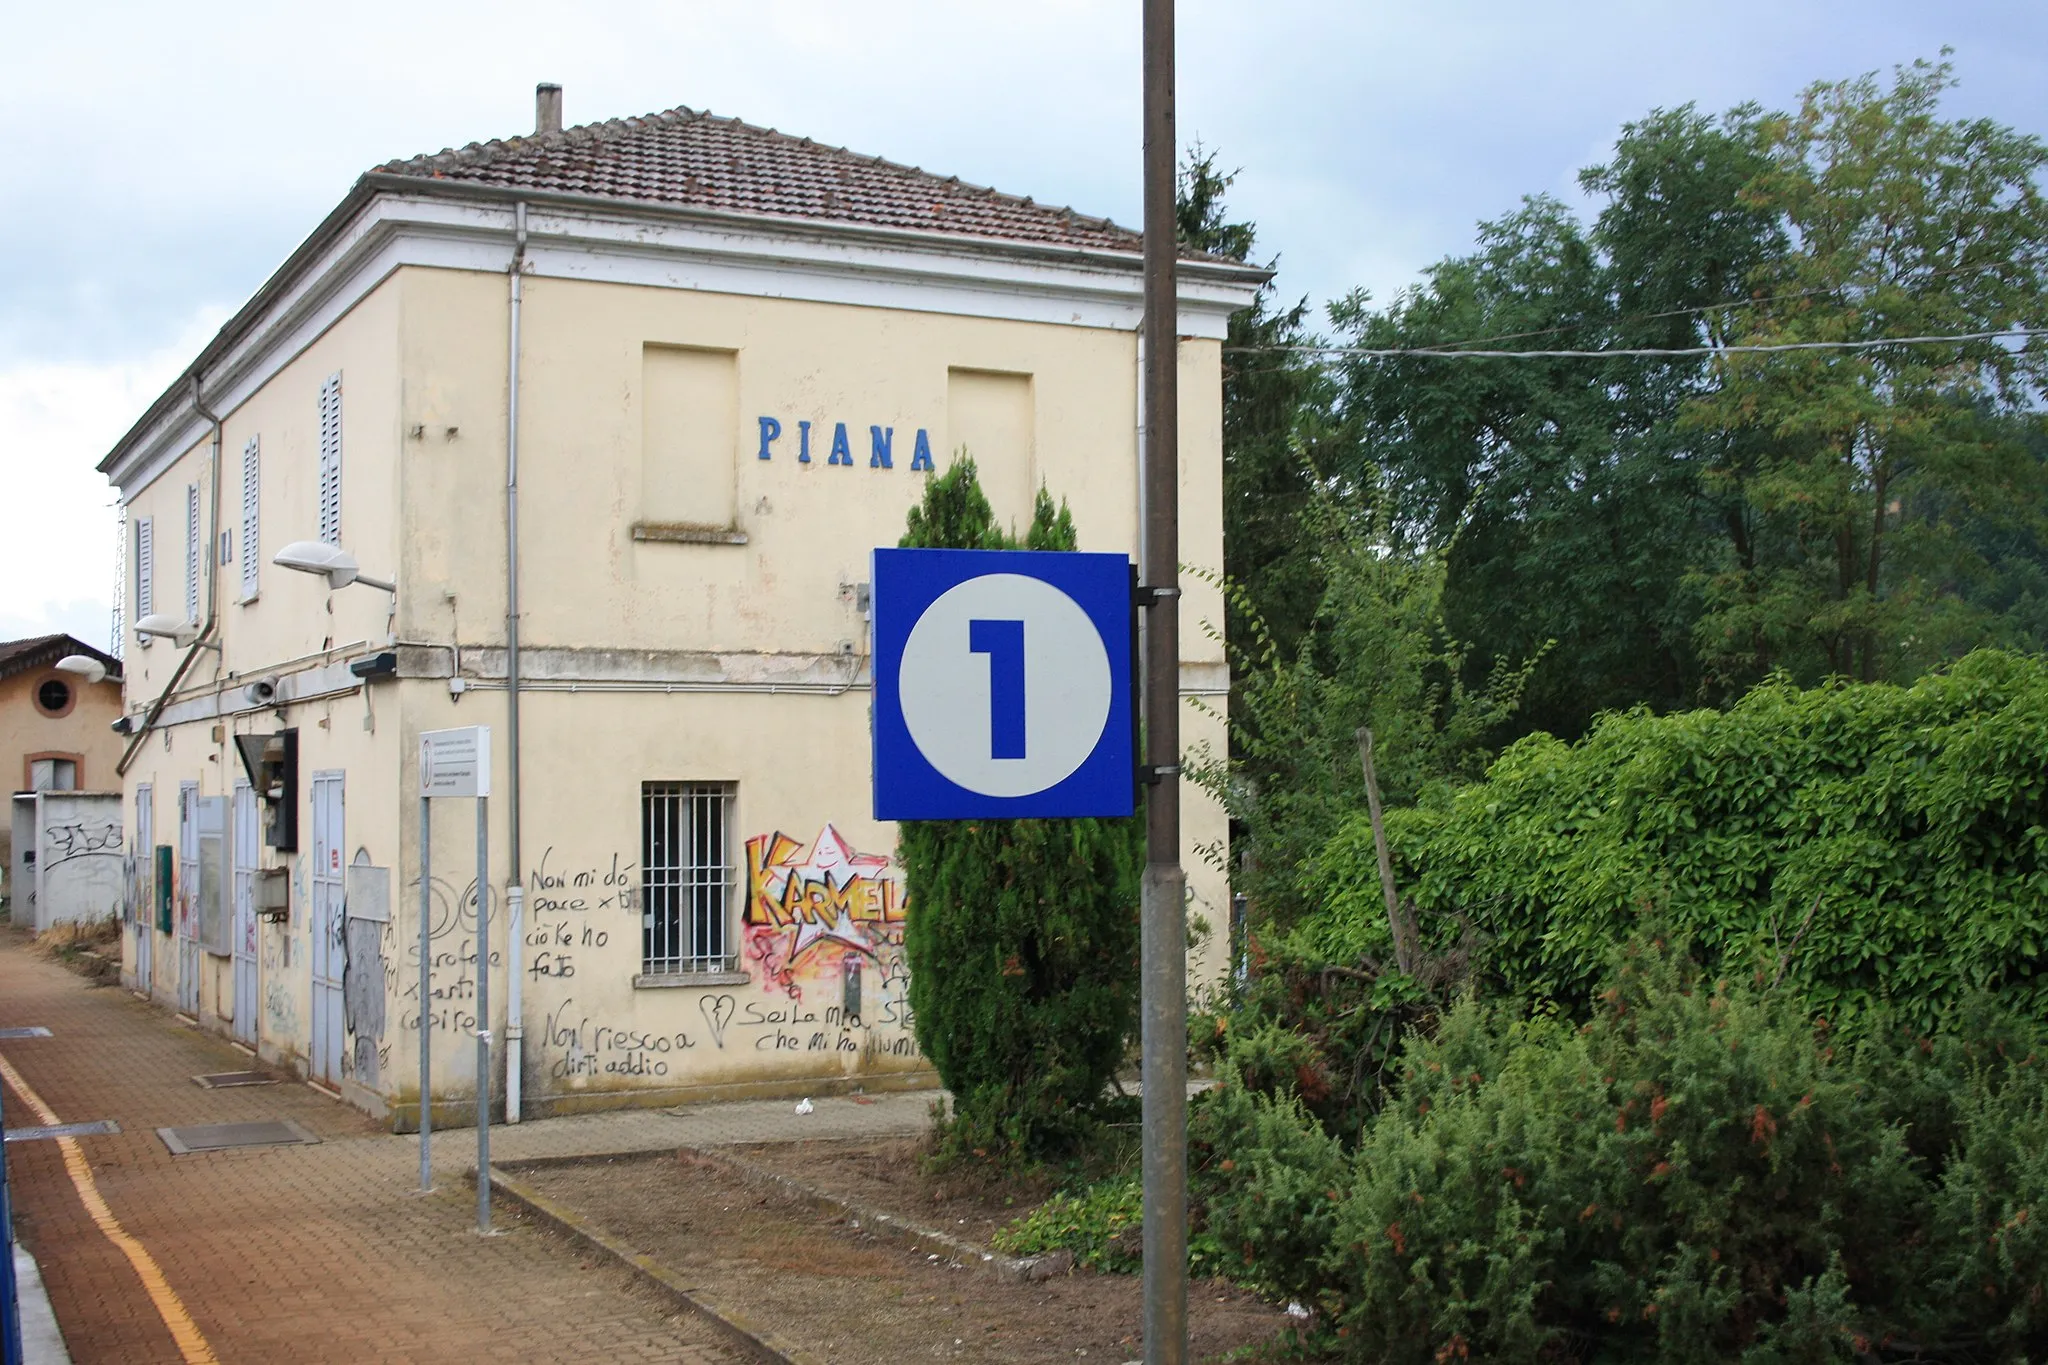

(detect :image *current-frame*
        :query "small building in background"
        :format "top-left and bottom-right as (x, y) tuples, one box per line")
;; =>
(0, 633), (124, 918)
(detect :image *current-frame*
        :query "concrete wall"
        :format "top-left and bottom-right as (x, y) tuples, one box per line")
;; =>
(30, 791), (123, 930)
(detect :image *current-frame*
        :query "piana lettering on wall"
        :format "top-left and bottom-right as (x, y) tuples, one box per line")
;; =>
(756, 418), (937, 470)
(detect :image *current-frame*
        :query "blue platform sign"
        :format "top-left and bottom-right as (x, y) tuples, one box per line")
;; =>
(872, 548), (1135, 820)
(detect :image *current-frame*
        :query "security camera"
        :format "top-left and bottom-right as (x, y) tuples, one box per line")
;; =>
(244, 678), (278, 706)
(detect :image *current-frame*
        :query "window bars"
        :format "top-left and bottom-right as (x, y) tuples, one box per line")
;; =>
(641, 783), (735, 975)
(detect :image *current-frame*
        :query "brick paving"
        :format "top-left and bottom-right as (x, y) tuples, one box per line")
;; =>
(0, 935), (929, 1364)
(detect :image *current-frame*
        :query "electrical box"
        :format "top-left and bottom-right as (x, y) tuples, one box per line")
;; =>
(233, 729), (298, 851)
(154, 845), (174, 934)
(255, 867), (289, 922)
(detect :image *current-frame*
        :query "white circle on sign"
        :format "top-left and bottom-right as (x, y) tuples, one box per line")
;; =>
(898, 573), (1113, 798)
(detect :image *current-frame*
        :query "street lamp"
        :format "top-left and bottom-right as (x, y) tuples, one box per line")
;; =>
(271, 541), (396, 593)
(54, 655), (109, 685)
(133, 613), (211, 648)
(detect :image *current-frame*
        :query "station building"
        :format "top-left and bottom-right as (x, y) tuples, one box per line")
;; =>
(100, 86), (1263, 1126)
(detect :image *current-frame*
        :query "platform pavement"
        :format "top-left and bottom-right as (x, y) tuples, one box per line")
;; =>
(0, 935), (930, 1364)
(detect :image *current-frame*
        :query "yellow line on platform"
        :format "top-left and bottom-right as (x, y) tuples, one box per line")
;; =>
(0, 1052), (218, 1365)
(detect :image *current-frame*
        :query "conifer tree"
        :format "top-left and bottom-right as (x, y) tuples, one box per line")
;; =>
(897, 458), (1143, 1160)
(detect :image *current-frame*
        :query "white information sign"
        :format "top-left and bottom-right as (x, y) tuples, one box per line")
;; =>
(420, 726), (491, 799)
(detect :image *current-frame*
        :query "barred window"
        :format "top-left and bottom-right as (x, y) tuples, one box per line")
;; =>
(641, 783), (734, 974)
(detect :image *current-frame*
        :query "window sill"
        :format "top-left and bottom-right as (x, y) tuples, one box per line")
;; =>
(631, 522), (748, 546)
(633, 970), (750, 989)
(238, 593), (259, 607)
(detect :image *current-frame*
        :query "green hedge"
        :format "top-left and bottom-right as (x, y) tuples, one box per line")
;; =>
(1308, 650), (2048, 1028)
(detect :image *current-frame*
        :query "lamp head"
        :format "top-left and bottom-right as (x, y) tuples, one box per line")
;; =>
(54, 654), (109, 685)
(273, 540), (360, 590)
(134, 613), (200, 647)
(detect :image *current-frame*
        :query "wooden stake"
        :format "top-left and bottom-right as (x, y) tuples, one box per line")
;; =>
(1355, 727), (1414, 974)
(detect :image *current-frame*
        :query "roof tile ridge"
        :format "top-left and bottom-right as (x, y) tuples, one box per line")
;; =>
(711, 114), (1141, 240)
(377, 103), (701, 175)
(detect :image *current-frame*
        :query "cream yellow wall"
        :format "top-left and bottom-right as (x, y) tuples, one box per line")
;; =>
(393, 267), (1226, 665)
(108, 255), (1238, 1121)
(118, 676), (403, 1081)
(120, 278), (402, 693)
(114, 276), (404, 1080)
(0, 669), (125, 795)
(376, 265), (1236, 1117)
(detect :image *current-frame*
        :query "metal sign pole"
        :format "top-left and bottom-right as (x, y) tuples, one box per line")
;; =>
(2, 1064), (22, 1365)
(1140, 0), (1188, 1359)
(474, 794), (491, 1234)
(418, 792), (433, 1192)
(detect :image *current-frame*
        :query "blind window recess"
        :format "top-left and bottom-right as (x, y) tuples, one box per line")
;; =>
(641, 782), (735, 976)
(134, 516), (155, 647)
(317, 373), (343, 546)
(240, 435), (261, 601)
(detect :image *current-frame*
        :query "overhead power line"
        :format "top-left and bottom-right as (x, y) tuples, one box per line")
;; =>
(1340, 258), (2031, 353)
(1226, 328), (2047, 361)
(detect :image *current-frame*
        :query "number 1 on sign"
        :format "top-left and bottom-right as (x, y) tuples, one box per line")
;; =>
(969, 618), (1026, 759)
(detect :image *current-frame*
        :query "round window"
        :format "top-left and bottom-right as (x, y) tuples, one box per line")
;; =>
(37, 678), (72, 715)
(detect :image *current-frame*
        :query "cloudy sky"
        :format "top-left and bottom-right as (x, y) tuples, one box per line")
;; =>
(5, 0), (2044, 647)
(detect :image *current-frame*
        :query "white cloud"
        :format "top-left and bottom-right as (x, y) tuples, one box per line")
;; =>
(0, 307), (227, 644)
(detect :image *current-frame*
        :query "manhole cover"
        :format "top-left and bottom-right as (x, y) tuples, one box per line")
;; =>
(0, 1026), (53, 1039)
(4, 1119), (120, 1143)
(192, 1071), (279, 1089)
(157, 1120), (322, 1155)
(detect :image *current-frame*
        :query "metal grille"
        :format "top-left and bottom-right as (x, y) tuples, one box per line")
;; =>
(642, 783), (734, 974)
(317, 373), (343, 545)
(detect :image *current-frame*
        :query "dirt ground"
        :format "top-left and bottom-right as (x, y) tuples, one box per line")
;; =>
(728, 1135), (1067, 1249)
(525, 1147), (1298, 1363)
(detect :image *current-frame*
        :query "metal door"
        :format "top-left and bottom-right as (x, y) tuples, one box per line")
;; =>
(177, 783), (201, 1017)
(133, 785), (153, 996)
(309, 771), (345, 1086)
(232, 782), (259, 1046)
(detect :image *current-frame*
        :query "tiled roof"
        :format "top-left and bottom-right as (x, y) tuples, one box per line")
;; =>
(374, 106), (1167, 257)
(0, 634), (119, 684)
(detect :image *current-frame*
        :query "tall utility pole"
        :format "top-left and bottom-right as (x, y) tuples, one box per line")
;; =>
(1139, 0), (1187, 1360)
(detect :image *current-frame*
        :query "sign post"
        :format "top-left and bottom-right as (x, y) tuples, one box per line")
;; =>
(1140, 0), (1187, 1356)
(418, 725), (492, 1233)
(871, 548), (1135, 822)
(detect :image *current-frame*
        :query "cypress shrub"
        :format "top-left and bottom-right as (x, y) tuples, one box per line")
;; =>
(897, 459), (1143, 1160)
(1190, 940), (2048, 1362)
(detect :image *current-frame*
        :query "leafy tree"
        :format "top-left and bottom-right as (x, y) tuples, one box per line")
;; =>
(1688, 57), (2048, 686)
(897, 458), (1143, 1161)
(1190, 477), (1539, 928)
(1177, 148), (1344, 662)
(1334, 60), (2048, 730)
(1334, 107), (1784, 736)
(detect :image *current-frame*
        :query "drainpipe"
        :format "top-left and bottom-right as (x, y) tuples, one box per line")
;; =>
(503, 198), (528, 1122)
(116, 375), (225, 776)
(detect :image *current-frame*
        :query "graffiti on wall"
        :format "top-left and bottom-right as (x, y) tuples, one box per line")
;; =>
(400, 825), (927, 1096)
(37, 815), (125, 925)
(742, 825), (916, 1043)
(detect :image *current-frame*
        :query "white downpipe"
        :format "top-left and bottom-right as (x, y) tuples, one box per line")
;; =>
(504, 200), (528, 1122)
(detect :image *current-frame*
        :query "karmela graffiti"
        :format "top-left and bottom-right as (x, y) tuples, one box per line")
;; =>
(743, 825), (905, 1007)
